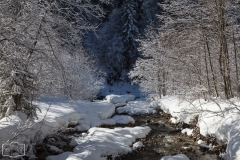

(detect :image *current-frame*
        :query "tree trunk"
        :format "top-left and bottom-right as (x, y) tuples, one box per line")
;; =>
(157, 63), (162, 98)
(204, 43), (211, 95)
(232, 24), (240, 98)
(216, 0), (233, 99)
(205, 37), (219, 97)
(162, 69), (167, 96)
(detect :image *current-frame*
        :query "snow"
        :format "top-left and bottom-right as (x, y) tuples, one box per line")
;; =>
(0, 112), (28, 147)
(197, 140), (209, 148)
(181, 146), (192, 150)
(158, 95), (240, 160)
(158, 96), (234, 136)
(0, 99), (116, 148)
(117, 101), (157, 115)
(32, 100), (116, 141)
(75, 124), (90, 132)
(0, 94), (153, 159)
(132, 141), (144, 150)
(7, 92), (240, 159)
(158, 96), (198, 124)
(170, 117), (178, 124)
(75, 115), (135, 131)
(99, 80), (141, 98)
(197, 140), (214, 150)
(110, 115), (135, 124)
(106, 94), (135, 104)
(216, 112), (240, 159)
(197, 139), (206, 145)
(181, 128), (193, 136)
(160, 154), (190, 160)
(164, 136), (174, 142)
(47, 126), (151, 160)
(115, 102), (127, 107)
(49, 145), (63, 153)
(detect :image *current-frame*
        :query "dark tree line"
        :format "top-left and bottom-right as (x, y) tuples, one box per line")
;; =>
(84, 0), (163, 83)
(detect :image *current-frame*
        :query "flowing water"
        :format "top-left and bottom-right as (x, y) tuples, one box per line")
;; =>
(36, 108), (224, 160)
(110, 109), (224, 160)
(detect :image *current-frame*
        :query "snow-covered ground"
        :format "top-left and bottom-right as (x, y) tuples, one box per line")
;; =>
(99, 81), (142, 98)
(117, 101), (158, 115)
(132, 141), (144, 150)
(47, 126), (151, 160)
(105, 94), (135, 104)
(158, 95), (240, 160)
(0, 100), (118, 147)
(160, 154), (190, 160)
(0, 94), (152, 159)
(3, 93), (240, 159)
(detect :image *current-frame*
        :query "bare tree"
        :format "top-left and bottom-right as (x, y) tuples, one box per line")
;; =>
(130, 0), (240, 99)
(0, 0), (108, 119)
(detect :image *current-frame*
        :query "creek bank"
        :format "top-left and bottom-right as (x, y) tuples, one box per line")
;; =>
(109, 109), (225, 160)
(35, 101), (226, 160)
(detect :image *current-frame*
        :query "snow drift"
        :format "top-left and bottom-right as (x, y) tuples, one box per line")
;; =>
(158, 95), (240, 160)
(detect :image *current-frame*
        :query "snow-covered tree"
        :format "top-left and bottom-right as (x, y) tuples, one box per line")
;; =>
(0, 54), (38, 119)
(85, 0), (142, 82)
(139, 0), (162, 34)
(158, 0), (240, 99)
(93, 8), (126, 83)
(131, 0), (240, 99)
(129, 27), (167, 97)
(120, 0), (140, 68)
(0, 0), (108, 118)
(84, 0), (163, 83)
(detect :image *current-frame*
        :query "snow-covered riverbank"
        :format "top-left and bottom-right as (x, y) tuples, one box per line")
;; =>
(158, 95), (240, 159)
(1, 94), (239, 159)
(0, 94), (153, 159)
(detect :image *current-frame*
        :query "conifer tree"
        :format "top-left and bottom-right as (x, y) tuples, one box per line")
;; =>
(120, 0), (140, 68)
(0, 54), (38, 119)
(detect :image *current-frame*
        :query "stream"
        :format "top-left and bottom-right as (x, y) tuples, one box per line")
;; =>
(102, 109), (223, 160)
(36, 107), (224, 160)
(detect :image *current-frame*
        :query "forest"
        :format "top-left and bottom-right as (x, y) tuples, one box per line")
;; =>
(0, 0), (240, 160)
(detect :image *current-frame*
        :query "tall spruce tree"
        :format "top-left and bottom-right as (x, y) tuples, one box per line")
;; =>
(120, 0), (140, 69)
